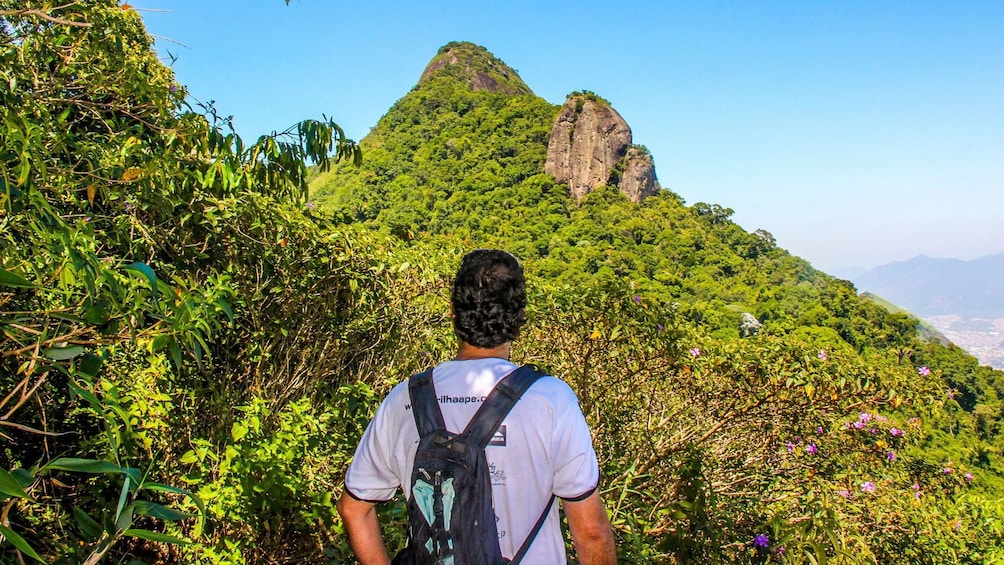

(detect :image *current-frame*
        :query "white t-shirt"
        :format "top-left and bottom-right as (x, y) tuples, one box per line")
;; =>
(344, 358), (600, 563)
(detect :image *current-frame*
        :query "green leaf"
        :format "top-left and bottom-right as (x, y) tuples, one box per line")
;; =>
(77, 353), (105, 377)
(68, 380), (102, 410)
(115, 476), (131, 524)
(231, 421), (249, 442)
(42, 344), (85, 361)
(73, 507), (103, 540)
(123, 528), (191, 545)
(82, 305), (109, 326)
(17, 159), (29, 186)
(0, 524), (46, 563)
(0, 268), (35, 289)
(0, 176), (21, 196)
(142, 482), (207, 519)
(43, 458), (125, 474)
(0, 468), (31, 500)
(123, 262), (158, 297)
(49, 312), (86, 324)
(11, 469), (33, 489)
(217, 299), (234, 322)
(115, 503), (134, 532)
(123, 467), (142, 487)
(134, 500), (195, 521)
(609, 325), (622, 340)
(169, 339), (183, 370)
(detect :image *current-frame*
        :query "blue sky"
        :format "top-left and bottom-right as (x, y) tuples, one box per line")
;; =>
(141, 1), (1003, 274)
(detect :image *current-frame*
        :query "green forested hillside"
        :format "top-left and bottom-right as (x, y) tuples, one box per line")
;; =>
(3, 6), (1004, 564)
(314, 40), (1004, 562)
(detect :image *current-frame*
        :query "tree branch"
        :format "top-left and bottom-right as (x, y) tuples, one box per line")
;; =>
(0, 8), (92, 28)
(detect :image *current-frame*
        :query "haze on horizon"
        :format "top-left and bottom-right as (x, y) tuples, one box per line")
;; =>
(141, 1), (1004, 275)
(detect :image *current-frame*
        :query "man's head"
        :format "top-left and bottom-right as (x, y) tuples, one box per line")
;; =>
(451, 249), (527, 349)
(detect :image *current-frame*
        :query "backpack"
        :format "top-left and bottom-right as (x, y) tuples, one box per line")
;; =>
(392, 364), (556, 565)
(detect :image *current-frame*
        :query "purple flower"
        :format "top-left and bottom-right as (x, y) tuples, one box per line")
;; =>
(83, 216), (91, 222)
(806, 443), (818, 455)
(918, 366), (931, 376)
(818, 349), (828, 361)
(786, 442), (795, 453)
(753, 533), (769, 548)
(886, 451), (896, 462)
(817, 426), (824, 435)
(908, 417), (919, 425)
(861, 481), (876, 493)
(943, 467), (952, 475)
(869, 428), (878, 435)
(305, 201), (316, 210)
(890, 428), (904, 437)
(947, 389), (956, 400)
(169, 84), (178, 94)
(859, 412), (872, 423)
(657, 324), (663, 332)
(964, 472), (974, 483)
(776, 546), (785, 556)
(690, 347), (701, 357)
(853, 421), (866, 430)
(633, 295), (641, 303)
(124, 203), (133, 212)
(837, 489), (851, 499)
(912, 483), (921, 491)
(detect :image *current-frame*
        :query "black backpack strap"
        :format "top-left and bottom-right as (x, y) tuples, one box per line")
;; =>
(509, 494), (556, 565)
(408, 368), (445, 437)
(464, 364), (544, 449)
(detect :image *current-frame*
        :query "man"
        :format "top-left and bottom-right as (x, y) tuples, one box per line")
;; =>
(337, 249), (616, 564)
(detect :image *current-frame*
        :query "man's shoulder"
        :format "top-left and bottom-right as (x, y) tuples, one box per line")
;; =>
(370, 377), (414, 422)
(518, 371), (584, 416)
(526, 372), (576, 397)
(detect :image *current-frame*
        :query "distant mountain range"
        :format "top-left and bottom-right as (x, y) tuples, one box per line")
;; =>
(851, 253), (1004, 318)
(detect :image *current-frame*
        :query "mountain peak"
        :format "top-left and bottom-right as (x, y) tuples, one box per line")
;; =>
(418, 41), (533, 95)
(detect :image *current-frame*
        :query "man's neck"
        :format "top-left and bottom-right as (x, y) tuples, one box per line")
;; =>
(455, 341), (512, 361)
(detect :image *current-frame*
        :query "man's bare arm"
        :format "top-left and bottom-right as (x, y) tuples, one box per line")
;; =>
(336, 493), (392, 565)
(564, 490), (617, 565)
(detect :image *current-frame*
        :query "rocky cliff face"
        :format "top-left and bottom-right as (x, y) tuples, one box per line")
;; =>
(544, 94), (660, 203)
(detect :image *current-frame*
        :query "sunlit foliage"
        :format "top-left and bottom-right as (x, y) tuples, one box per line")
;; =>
(2, 4), (1002, 564)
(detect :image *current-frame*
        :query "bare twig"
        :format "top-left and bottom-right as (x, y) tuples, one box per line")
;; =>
(0, 420), (73, 436)
(0, 8), (92, 28)
(148, 33), (188, 49)
(2, 371), (48, 421)
(0, 376), (28, 414)
(2, 326), (92, 356)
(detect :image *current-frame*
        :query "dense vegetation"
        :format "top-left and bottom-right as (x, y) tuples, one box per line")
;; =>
(3, 5), (1003, 563)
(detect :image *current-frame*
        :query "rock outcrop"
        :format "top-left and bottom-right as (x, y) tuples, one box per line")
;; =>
(418, 41), (532, 96)
(544, 94), (660, 203)
(618, 146), (660, 203)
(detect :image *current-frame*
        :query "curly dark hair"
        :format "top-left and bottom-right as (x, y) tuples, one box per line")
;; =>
(451, 249), (527, 348)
